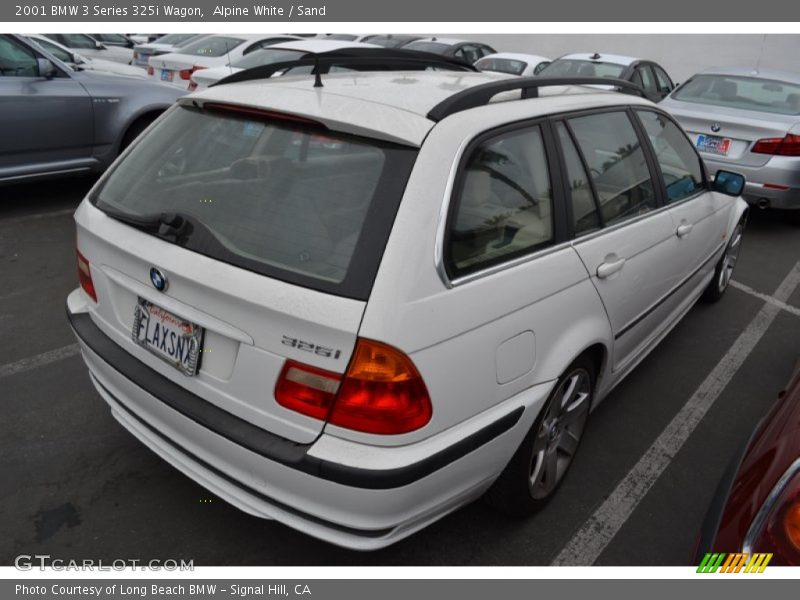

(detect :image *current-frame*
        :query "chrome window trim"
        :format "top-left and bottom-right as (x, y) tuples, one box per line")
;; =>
(742, 456), (800, 554)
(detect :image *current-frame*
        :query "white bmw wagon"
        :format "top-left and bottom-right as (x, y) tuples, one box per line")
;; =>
(67, 56), (749, 550)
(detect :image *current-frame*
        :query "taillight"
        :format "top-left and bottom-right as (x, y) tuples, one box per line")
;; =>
(77, 250), (97, 302)
(752, 134), (800, 156)
(746, 466), (800, 565)
(275, 361), (341, 421)
(274, 339), (432, 435)
(179, 66), (206, 81)
(146, 65), (154, 76)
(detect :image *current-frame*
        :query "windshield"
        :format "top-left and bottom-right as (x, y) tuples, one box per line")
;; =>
(539, 59), (626, 78)
(403, 41), (450, 54)
(180, 36), (244, 57)
(232, 48), (305, 69)
(476, 57), (528, 76)
(672, 74), (800, 116)
(91, 105), (417, 300)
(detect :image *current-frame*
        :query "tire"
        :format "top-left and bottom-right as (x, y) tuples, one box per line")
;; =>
(119, 115), (157, 154)
(485, 355), (595, 517)
(701, 219), (745, 303)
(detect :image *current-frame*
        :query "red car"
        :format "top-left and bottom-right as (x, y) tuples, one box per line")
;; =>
(695, 364), (800, 565)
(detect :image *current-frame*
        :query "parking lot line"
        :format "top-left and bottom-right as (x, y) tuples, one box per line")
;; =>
(0, 343), (79, 380)
(730, 279), (800, 319)
(551, 261), (800, 566)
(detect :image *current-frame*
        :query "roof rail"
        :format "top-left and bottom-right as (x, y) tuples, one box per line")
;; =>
(211, 48), (477, 88)
(426, 76), (646, 122)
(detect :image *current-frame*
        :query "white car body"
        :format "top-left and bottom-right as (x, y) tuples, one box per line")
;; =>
(189, 39), (381, 91)
(67, 70), (748, 550)
(475, 52), (551, 77)
(132, 34), (208, 67)
(147, 34), (302, 88)
(27, 35), (147, 78)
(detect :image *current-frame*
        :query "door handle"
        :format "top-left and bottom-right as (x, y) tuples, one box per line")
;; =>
(597, 256), (626, 279)
(676, 223), (694, 238)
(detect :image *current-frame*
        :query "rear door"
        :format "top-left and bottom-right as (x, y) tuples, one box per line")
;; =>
(557, 109), (678, 372)
(0, 35), (94, 179)
(79, 103), (416, 443)
(635, 109), (729, 301)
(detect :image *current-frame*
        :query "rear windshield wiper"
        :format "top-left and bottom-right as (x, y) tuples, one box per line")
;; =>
(99, 206), (233, 260)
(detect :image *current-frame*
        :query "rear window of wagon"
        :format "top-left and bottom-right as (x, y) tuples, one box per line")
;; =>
(90, 105), (418, 300)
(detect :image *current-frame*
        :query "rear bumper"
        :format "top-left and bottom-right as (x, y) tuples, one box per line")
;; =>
(66, 290), (546, 549)
(703, 155), (800, 210)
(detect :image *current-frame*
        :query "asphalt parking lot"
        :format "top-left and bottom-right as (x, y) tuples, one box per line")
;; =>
(1, 177), (799, 566)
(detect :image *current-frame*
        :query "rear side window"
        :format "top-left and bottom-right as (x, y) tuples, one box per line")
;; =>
(556, 123), (601, 236)
(637, 110), (705, 203)
(566, 111), (656, 226)
(447, 125), (554, 278)
(0, 37), (38, 76)
(91, 106), (417, 300)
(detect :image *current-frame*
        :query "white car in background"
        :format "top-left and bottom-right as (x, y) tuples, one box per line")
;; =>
(400, 37), (496, 64)
(189, 39), (380, 91)
(133, 34), (208, 67)
(475, 52), (551, 77)
(44, 34), (135, 65)
(27, 34), (147, 78)
(146, 34), (302, 88)
(68, 60), (748, 549)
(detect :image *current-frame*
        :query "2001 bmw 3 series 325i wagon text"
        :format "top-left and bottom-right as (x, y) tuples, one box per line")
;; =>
(66, 55), (749, 550)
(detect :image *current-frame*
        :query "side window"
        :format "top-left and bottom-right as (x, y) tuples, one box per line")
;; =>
(567, 111), (657, 226)
(637, 110), (705, 203)
(456, 45), (480, 64)
(0, 37), (39, 77)
(33, 38), (72, 63)
(654, 66), (674, 94)
(637, 66), (657, 95)
(533, 61), (550, 75)
(556, 122), (601, 236)
(447, 125), (554, 276)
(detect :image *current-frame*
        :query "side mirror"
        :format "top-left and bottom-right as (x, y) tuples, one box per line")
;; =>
(714, 170), (746, 196)
(96, 41), (107, 50)
(36, 58), (57, 79)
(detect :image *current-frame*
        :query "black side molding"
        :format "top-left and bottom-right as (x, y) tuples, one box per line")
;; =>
(67, 307), (524, 490)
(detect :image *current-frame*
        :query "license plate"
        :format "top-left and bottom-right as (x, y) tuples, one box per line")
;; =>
(160, 69), (173, 82)
(132, 299), (203, 376)
(696, 134), (732, 156)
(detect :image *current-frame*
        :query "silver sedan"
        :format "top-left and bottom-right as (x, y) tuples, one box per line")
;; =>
(661, 67), (800, 223)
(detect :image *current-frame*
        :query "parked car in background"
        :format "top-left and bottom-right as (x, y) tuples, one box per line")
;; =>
(27, 34), (147, 79)
(89, 34), (137, 50)
(360, 34), (423, 48)
(539, 53), (675, 102)
(475, 52), (551, 77)
(67, 55), (748, 549)
(147, 34), (301, 87)
(128, 34), (163, 45)
(400, 37), (496, 64)
(0, 34), (181, 185)
(133, 33), (207, 67)
(189, 39), (380, 91)
(695, 363), (800, 565)
(321, 34), (376, 42)
(44, 34), (135, 65)
(661, 68), (800, 223)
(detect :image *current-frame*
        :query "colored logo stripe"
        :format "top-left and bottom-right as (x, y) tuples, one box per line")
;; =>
(697, 553), (772, 573)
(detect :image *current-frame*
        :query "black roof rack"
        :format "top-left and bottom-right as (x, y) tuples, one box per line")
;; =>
(211, 48), (477, 88)
(426, 76), (646, 122)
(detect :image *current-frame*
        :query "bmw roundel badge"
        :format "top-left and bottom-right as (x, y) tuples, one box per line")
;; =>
(149, 267), (168, 292)
(710, 122), (721, 133)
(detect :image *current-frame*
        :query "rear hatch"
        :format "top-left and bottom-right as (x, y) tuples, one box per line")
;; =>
(666, 74), (800, 167)
(79, 102), (417, 443)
